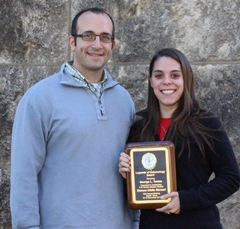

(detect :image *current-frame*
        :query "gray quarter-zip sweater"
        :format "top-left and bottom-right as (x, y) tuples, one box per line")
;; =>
(10, 63), (136, 229)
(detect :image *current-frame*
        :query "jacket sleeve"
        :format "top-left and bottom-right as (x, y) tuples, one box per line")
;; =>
(178, 117), (240, 213)
(131, 210), (140, 229)
(10, 94), (47, 229)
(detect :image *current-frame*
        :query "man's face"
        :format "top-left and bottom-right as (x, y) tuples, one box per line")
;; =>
(68, 12), (116, 80)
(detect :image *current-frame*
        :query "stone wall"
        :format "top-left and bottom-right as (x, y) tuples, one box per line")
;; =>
(0, 0), (239, 228)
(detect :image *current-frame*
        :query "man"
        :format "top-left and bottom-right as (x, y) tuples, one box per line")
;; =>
(10, 8), (138, 229)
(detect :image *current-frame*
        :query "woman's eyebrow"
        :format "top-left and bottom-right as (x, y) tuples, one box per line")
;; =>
(153, 69), (181, 73)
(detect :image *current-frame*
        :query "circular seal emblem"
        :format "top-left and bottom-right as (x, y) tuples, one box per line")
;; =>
(141, 153), (157, 170)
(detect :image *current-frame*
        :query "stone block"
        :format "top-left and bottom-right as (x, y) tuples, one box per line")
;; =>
(107, 63), (149, 111)
(71, 0), (240, 62)
(25, 65), (61, 89)
(0, 168), (11, 228)
(218, 191), (240, 229)
(193, 64), (240, 166)
(0, 0), (69, 64)
(0, 66), (24, 165)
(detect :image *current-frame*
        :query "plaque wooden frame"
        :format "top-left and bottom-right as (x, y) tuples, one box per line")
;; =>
(125, 141), (177, 209)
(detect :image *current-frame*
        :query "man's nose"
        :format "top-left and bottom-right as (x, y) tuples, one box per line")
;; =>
(92, 36), (102, 48)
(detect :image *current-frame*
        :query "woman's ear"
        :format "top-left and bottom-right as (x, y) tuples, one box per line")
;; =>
(149, 78), (153, 88)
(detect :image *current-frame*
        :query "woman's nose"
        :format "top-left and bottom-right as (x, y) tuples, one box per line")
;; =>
(163, 75), (172, 84)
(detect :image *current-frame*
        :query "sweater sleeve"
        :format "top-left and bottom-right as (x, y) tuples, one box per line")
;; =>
(10, 94), (47, 229)
(178, 117), (240, 213)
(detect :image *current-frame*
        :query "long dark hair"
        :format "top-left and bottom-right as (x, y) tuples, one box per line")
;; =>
(131, 48), (219, 159)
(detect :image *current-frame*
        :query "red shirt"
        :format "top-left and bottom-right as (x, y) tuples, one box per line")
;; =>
(158, 118), (171, 141)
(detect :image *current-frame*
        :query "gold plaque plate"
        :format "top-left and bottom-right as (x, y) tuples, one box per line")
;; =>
(125, 141), (177, 209)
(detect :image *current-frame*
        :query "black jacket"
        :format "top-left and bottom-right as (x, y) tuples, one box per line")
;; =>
(129, 113), (240, 229)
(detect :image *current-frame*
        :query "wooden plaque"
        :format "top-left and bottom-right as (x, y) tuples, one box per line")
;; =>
(125, 141), (177, 209)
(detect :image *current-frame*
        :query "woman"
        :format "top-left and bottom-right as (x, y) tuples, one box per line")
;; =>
(119, 48), (240, 229)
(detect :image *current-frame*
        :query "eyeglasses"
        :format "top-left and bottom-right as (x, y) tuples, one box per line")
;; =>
(72, 32), (114, 43)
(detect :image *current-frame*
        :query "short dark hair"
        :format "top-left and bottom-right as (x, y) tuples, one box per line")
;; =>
(71, 7), (115, 45)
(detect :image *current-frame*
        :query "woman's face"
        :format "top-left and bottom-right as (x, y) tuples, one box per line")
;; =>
(150, 56), (184, 115)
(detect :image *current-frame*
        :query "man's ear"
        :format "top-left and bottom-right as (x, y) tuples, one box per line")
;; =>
(68, 35), (76, 51)
(111, 40), (116, 50)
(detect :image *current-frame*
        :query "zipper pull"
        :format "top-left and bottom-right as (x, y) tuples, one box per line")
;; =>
(98, 100), (105, 116)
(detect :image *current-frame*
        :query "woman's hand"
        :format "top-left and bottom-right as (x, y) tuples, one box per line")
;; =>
(155, 192), (180, 214)
(119, 152), (131, 179)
